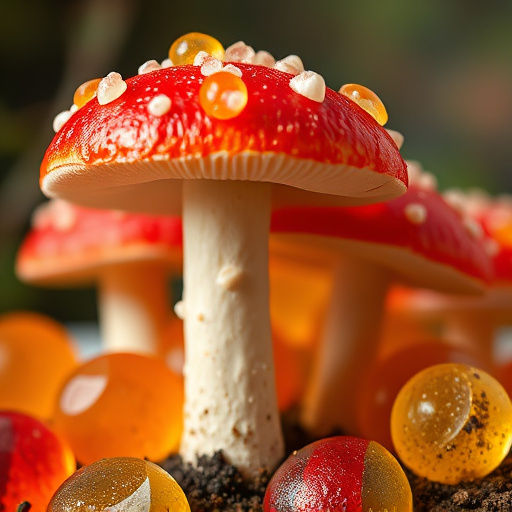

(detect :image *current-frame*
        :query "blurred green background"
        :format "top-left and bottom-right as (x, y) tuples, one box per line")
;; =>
(1, 0), (511, 323)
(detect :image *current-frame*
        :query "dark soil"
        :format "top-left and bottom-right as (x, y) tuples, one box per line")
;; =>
(161, 412), (512, 512)
(407, 456), (512, 512)
(162, 452), (268, 512)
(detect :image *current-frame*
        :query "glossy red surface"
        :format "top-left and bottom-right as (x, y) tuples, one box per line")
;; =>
(0, 411), (75, 512)
(264, 437), (367, 512)
(17, 201), (182, 281)
(41, 64), (407, 186)
(271, 184), (493, 283)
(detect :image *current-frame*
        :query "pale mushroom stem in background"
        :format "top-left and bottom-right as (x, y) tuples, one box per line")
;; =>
(301, 255), (390, 435)
(98, 261), (171, 354)
(181, 179), (283, 478)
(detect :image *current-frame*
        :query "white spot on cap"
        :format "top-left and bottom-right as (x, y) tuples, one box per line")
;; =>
(404, 203), (428, 224)
(222, 64), (243, 77)
(289, 71), (326, 103)
(138, 59), (161, 75)
(32, 199), (77, 232)
(216, 265), (243, 290)
(463, 216), (484, 239)
(147, 94), (172, 116)
(274, 61), (301, 76)
(97, 72), (127, 105)
(253, 50), (275, 68)
(195, 52), (223, 76)
(161, 58), (174, 68)
(386, 129), (405, 149)
(443, 189), (466, 214)
(275, 55), (304, 75)
(174, 300), (185, 320)
(419, 172), (438, 191)
(406, 161), (424, 184)
(52, 110), (72, 132)
(225, 41), (256, 63)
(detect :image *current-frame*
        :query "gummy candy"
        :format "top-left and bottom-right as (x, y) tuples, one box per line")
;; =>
(357, 340), (486, 450)
(0, 311), (78, 420)
(0, 411), (75, 512)
(48, 457), (190, 512)
(264, 436), (412, 512)
(199, 71), (248, 120)
(169, 32), (224, 65)
(391, 363), (512, 484)
(52, 352), (183, 465)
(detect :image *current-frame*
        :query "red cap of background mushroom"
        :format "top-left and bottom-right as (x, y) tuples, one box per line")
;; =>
(271, 162), (493, 435)
(16, 199), (182, 355)
(272, 172), (492, 293)
(37, 33), (407, 478)
(390, 190), (512, 366)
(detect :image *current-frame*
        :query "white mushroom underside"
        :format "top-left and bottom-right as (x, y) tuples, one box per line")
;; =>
(272, 233), (486, 295)
(41, 151), (406, 215)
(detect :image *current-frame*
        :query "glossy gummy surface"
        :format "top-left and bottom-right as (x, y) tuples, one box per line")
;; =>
(48, 457), (190, 512)
(199, 71), (249, 120)
(52, 352), (183, 465)
(391, 363), (512, 484)
(357, 340), (485, 451)
(0, 311), (78, 420)
(168, 32), (225, 65)
(339, 83), (388, 126)
(0, 411), (75, 512)
(264, 436), (412, 512)
(73, 78), (102, 108)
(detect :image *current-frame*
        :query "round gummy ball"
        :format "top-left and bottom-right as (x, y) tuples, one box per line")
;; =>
(48, 457), (190, 512)
(0, 311), (78, 420)
(391, 363), (512, 484)
(0, 411), (76, 512)
(52, 352), (183, 465)
(264, 436), (412, 512)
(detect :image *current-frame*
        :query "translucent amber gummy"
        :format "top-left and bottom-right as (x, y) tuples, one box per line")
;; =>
(0, 311), (78, 420)
(73, 78), (102, 108)
(264, 436), (413, 512)
(0, 411), (76, 512)
(199, 71), (248, 120)
(357, 341), (484, 451)
(169, 32), (224, 65)
(48, 457), (190, 512)
(52, 352), (183, 465)
(339, 83), (388, 125)
(391, 363), (512, 484)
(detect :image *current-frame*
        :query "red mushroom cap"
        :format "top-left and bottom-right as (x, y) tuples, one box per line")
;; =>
(40, 64), (407, 213)
(472, 201), (512, 284)
(16, 199), (182, 285)
(271, 183), (493, 293)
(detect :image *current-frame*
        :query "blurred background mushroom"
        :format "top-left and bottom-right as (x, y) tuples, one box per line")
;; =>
(1, 0), (512, 338)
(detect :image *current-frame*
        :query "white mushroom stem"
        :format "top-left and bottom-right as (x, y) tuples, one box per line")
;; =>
(180, 179), (284, 478)
(301, 255), (390, 435)
(98, 261), (170, 354)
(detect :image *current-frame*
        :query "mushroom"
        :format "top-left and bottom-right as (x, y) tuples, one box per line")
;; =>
(393, 190), (512, 366)
(271, 162), (493, 435)
(39, 34), (407, 477)
(16, 199), (182, 355)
